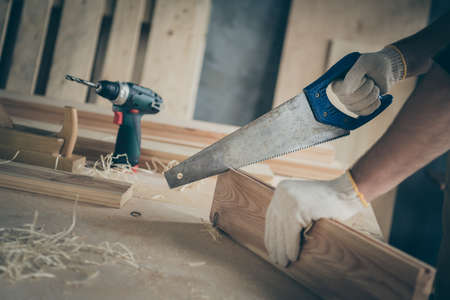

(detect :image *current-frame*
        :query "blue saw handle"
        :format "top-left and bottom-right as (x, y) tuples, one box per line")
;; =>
(303, 52), (393, 130)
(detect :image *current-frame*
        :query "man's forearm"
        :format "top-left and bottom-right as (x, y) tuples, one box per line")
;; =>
(351, 63), (450, 202)
(392, 11), (450, 77)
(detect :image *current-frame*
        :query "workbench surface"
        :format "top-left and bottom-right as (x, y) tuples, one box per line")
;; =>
(0, 172), (319, 300)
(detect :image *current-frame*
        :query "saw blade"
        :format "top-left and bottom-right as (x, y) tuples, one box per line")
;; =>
(164, 93), (349, 188)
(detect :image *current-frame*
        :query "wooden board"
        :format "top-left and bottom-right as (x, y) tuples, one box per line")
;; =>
(0, 161), (132, 208)
(0, 127), (63, 154)
(211, 170), (435, 300)
(272, 0), (430, 107)
(141, 0), (211, 121)
(96, 0), (146, 106)
(6, 0), (53, 93)
(0, 144), (85, 172)
(0, 0), (12, 58)
(46, 0), (105, 102)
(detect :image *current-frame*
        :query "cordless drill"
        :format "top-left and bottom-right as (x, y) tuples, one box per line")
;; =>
(65, 75), (163, 167)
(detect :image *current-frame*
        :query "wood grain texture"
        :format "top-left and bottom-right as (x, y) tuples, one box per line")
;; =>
(211, 170), (435, 300)
(0, 127), (63, 154)
(0, 0), (12, 58)
(0, 144), (85, 172)
(0, 161), (132, 208)
(96, 0), (146, 106)
(6, 0), (53, 93)
(273, 0), (430, 107)
(141, 0), (211, 120)
(46, 0), (105, 102)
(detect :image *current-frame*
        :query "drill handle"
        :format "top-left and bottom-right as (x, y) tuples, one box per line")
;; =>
(113, 110), (142, 166)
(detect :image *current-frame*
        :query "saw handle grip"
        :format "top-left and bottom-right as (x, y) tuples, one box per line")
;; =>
(113, 110), (142, 166)
(303, 52), (393, 130)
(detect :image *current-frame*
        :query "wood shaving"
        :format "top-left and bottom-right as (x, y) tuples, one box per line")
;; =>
(201, 221), (222, 243)
(0, 198), (139, 282)
(188, 261), (206, 267)
(0, 150), (20, 165)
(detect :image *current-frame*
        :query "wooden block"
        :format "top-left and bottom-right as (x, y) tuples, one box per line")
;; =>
(0, 127), (63, 154)
(0, 144), (85, 173)
(0, 161), (133, 208)
(272, 0), (430, 107)
(6, 0), (53, 93)
(0, 0), (12, 58)
(46, 0), (105, 102)
(211, 170), (435, 300)
(141, 0), (211, 120)
(96, 0), (146, 106)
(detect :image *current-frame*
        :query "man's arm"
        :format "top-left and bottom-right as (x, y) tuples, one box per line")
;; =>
(352, 62), (450, 202)
(393, 10), (450, 77)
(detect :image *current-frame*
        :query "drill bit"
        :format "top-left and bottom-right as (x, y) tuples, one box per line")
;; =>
(65, 74), (99, 89)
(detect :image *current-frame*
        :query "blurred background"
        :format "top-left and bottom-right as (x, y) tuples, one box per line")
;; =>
(0, 0), (448, 267)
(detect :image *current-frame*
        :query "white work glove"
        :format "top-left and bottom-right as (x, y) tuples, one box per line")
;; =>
(331, 46), (406, 116)
(264, 172), (367, 267)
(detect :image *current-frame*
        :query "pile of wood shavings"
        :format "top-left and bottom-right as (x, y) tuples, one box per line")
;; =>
(0, 201), (139, 282)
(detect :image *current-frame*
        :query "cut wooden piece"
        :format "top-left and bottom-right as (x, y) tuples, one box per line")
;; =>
(0, 0), (12, 58)
(0, 103), (13, 128)
(96, 0), (146, 106)
(273, 0), (430, 107)
(0, 127), (63, 154)
(0, 144), (85, 172)
(141, 0), (211, 120)
(0, 161), (132, 208)
(211, 170), (435, 300)
(56, 106), (78, 157)
(46, 0), (106, 102)
(6, 0), (53, 93)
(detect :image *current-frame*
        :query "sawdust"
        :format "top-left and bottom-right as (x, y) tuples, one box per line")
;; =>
(0, 198), (139, 282)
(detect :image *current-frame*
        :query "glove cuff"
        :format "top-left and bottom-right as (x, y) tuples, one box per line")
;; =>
(380, 45), (407, 81)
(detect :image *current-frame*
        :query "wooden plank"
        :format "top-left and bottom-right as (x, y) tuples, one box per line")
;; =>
(6, 0), (53, 93)
(211, 170), (435, 300)
(0, 127), (63, 154)
(0, 161), (132, 208)
(141, 0), (211, 120)
(273, 0), (430, 107)
(96, 0), (146, 106)
(46, 0), (105, 102)
(0, 144), (85, 172)
(0, 103), (13, 128)
(0, 0), (12, 58)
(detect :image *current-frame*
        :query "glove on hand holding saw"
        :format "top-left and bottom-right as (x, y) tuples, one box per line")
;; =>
(265, 46), (407, 267)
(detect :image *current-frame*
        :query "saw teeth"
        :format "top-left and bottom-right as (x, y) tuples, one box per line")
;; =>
(232, 133), (347, 170)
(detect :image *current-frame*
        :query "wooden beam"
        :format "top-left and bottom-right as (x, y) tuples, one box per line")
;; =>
(0, 0), (12, 58)
(56, 106), (78, 158)
(6, 0), (53, 93)
(141, 0), (211, 120)
(211, 170), (435, 300)
(96, 0), (146, 106)
(0, 161), (132, 208)
(0, 127), (63, 155)
(46, 0), (106, 102)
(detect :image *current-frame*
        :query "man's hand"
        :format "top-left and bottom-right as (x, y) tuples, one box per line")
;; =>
(331, 47), (406, 116)
(264, 172), (366, 267)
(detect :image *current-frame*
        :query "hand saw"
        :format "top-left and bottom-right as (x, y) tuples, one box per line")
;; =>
(165, 52), (392, 188)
